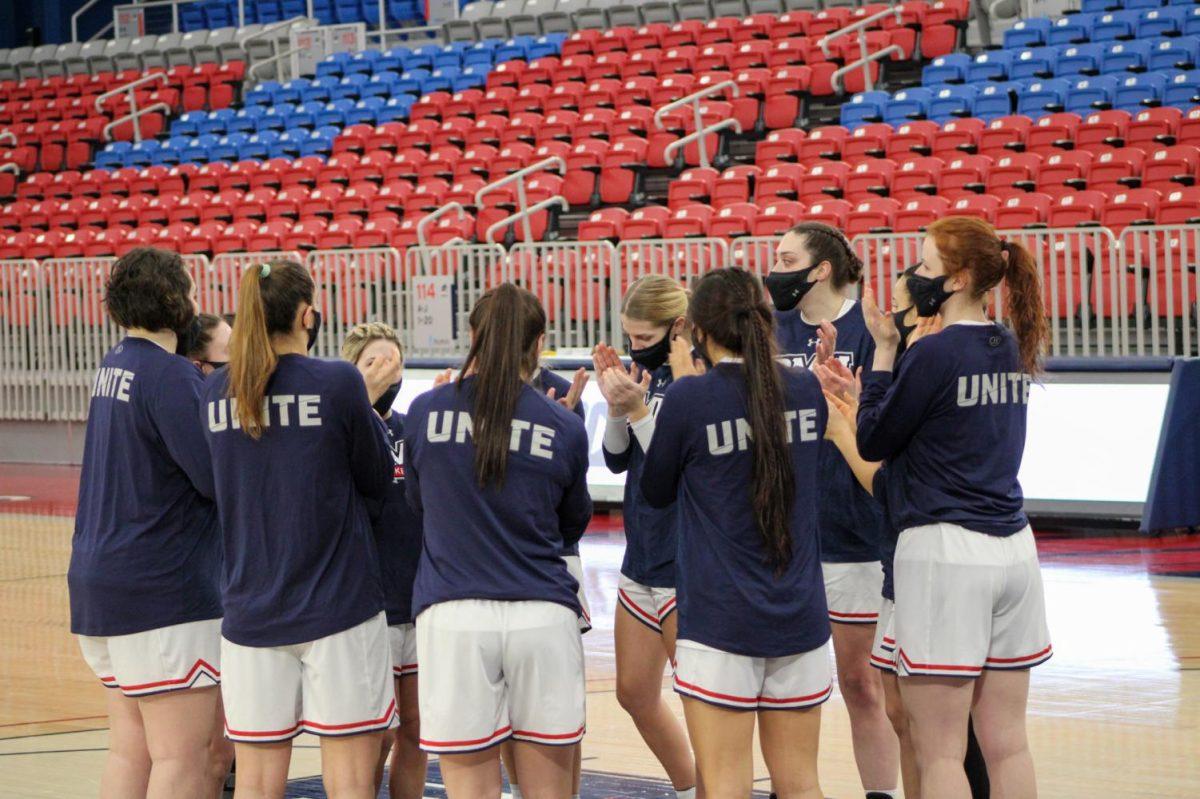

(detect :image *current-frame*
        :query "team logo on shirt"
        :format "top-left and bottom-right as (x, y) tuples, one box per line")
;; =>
(779, 351), (855, 370)
(390, 437), (405, 481)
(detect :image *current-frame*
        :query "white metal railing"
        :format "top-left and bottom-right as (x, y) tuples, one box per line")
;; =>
(654, 81), (741, 169)
(73, 0), (110, 42)
(2, 226), (1198, 418)
(417, 201), (469, 265)
(244, 17), (316, 83)
(475, 156), (568, 244)
(485, 196), (569, 244)
(95, 72), (170, 144)
(819, 5), (905, 94)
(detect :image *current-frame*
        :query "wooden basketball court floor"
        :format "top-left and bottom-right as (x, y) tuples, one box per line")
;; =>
(1, 465), (1198, 798)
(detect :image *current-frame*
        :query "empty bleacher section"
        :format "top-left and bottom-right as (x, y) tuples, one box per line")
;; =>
(0, 0), (1197, 425)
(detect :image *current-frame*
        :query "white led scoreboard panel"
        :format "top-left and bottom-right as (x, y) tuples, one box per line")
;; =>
(393, 370), (1170, 516)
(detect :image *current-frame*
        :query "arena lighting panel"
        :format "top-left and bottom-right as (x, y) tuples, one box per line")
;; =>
(392, 367), (1170, 519)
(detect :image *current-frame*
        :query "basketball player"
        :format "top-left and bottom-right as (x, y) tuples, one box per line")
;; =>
(181, 312), (233, 376)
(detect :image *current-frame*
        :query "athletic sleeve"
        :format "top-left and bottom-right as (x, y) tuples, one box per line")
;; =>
(155, 362), (215, 500)
(601, 413), (633, 473)
(557, 420), (594, 548)
(344, 368), (393, 501)
(856, 342), (943, 462)
(403, 398), (425, 515)
(639, 385), (688, 508)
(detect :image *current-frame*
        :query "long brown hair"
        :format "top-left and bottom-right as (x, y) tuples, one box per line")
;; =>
(461, 283), (547, 488)
(926, 217), (1048, 373)
(690, 267), (795, 574)
(227, 259), (314, 438)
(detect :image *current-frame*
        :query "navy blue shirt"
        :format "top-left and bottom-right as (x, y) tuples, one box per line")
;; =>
(641, 364), (832, 658)
(404, 378), (593, 617)
(367, 413), (423, 626)
(857, 322), (1031, 537)
(69, 337), (222, 637)
(872, 465), (898, 602)
(534, 367), (588, 556)
(603, 363), (678, 587)
(203, 355), (392, 647)
(775, 302), (885, 562)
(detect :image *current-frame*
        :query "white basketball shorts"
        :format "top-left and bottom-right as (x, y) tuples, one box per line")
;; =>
(220, 611), (397, 743)
(823, 560), (884, 624)
(564, 554), (593, 634)
(78, 617), (222, 698)
(390, 623), (418, 678)
(617, 575), (677, 633)
(416, 599), (586, 754)
(869, 599), (897, 674)
(673, 638), (834, 712)
(893, 523), (1053, 678)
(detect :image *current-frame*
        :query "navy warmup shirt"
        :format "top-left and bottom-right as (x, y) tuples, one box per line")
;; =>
(603, 363), (678, 587)
(775, 301), (885, 562)
(366, 413), (423, 626)
(69, 337), (222, 637)
(641, 364), (832, 658)
(203, 355), (393, 647)
(534, 367), (588, 556)
(404, 378), (593, 617)
(871, 465), (899, 602)
(857, 322), (1031, 537)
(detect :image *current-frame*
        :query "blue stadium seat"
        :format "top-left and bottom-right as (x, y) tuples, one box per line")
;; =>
(1091, 10), (1140, 41)
(377, 48), (407, 73)
(274, 129), (309, 158)
(1132, 0), (1169, 7)
(363, 72), (401, 98)
(211, 134), (248, 162)
(1185, 6), (1200, 35)
(200, 109), (236, 136)
(884, 88), (933, 124)
(282, 0), (307, 16)
(1017, 78), (1069, 116)
(1149, 37), (1200, 71)
(173, 112), (206, 138)
(1101, 40), (1151, 73)
(346, 97), (386, 125)
(974, 81), (1017, 118)
(256, 0), (284, 23)
(333, 73), (370, 100)
(928, 84), (977, 121)
(378, 95), (415, 122)
(1066, 75), (1120, 113)
(1163, 70), (1200, 106)
(343, 50), (382, 76)
(96, 142), (132, 169)
(289, 101), (321, 129)
(1004, 18), (1053, 48)
(1081, 0), (1117, 13)
(1114, 72), (1167, 110)
(238, 132), (276, 161)
(530, 34), (566, 58)
(423, 68), (458, 93)
(452, 66), (488, 91)
(1138, 7), (1186, 38)
(272, 79), (307, 105)
(1047, 14), (1095, 46)
(152, 138), (188, 165)
(229, 109), (260, 134)
(966, 50), (1012, 82)
(180, 5), (206, 30)
(259, 104), (296, 132)
(923, 53), (971, 84)
(300, 76), (338, 104)
(840, 91), (890, 126)
(463, 40), (501, 67)
(396, 69), (431, 95)
(1010, 47), (1057, 80)
(317, 99), (354, 128)
(184, 135), (219, 163)
(388, 0), (422, 22)
(300, 128), (338, 156)
(311, 0), (337, 23)
(435, 43), (471, 70)
(335, 0), (364, 23)
(204, 1), (235, 28)
(1058, 43), (1104, 76)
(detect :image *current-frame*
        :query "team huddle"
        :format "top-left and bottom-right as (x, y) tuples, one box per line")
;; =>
(67, 217), (1053, 799)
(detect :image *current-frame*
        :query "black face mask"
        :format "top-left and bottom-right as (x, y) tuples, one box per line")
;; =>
(628, 333), (671, 372)
(906, 273), (956, 318)
(306, 309), (322, 352)
(174, 314), (201, 358)
(201, 360), (228, 372)
(374, 380), (401, 417)
(763, 264), (820, 312)
(893, 307), (918, 345)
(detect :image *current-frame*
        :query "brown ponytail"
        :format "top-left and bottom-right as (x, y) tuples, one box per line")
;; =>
(690, 268), (795, 574)
(461, 283), (547, 488)
(226, 259), (314, 438)
(926, 217), (1048, 374)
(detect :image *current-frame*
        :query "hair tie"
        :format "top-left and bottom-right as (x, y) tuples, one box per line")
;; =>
(259, 263), (272, 278)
